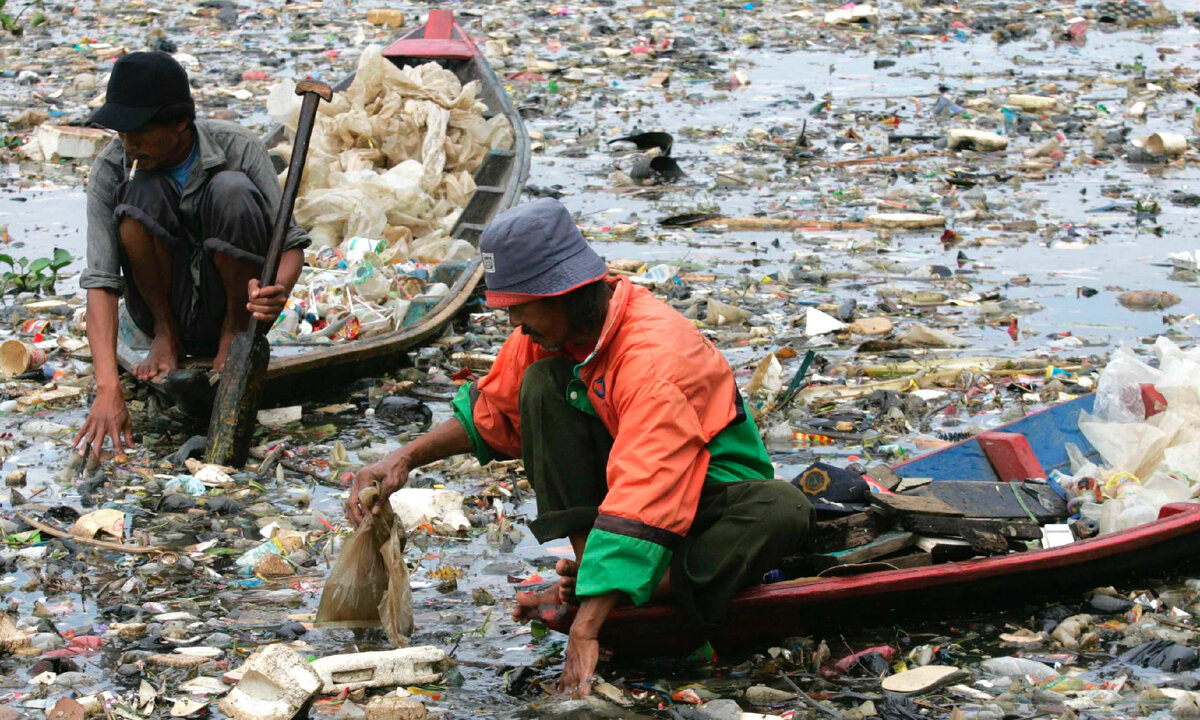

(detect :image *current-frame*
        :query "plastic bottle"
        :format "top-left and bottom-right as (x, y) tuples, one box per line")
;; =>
(390, 298), (411, 329)
(1113, 497), (1157, 532)
(1099, 499), (1123, 536)
(234, 537), (290, 569)
(271, 297), (304, 335)
(764, 423), (794, 453)
(1079, 501), (1103, 527)
(342, 236), (387, 264)
(978, 656), (1059, 682)
(351, 261), (391, 303)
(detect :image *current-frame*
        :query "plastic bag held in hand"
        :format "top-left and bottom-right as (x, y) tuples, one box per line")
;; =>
(316, 486), (414, 646)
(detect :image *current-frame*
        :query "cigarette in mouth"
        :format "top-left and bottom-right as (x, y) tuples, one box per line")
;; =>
(130, 159), (138, 179)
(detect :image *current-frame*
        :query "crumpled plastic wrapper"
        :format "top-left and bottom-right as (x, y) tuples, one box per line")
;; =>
(315, 486), (413, 646)
(269, 45), (512, 256)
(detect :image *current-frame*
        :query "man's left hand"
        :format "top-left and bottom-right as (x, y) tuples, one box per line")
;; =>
(247, 278), (289, 323)
(559, 592), (619, 698)
(561, 628), (599, 698)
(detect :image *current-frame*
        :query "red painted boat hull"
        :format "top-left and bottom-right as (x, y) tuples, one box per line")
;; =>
(542, 395), (1200, 656)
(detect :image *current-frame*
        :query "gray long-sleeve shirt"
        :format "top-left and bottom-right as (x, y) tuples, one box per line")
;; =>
(82, 118), (310, 293)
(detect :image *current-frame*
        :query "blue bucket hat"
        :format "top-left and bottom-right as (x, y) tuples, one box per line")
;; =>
(479, 198), (607, 308)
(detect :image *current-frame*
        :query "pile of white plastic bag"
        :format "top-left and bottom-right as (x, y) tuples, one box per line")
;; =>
(1062, 338), (1200, 534)
(263, 45), (514, 344)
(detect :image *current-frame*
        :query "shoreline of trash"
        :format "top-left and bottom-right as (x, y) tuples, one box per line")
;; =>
(0, 0), (1199, 717)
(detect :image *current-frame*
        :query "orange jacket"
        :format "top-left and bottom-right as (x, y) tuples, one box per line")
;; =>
(453, 275), (768, 603)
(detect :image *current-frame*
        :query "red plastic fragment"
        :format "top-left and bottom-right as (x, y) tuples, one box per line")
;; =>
(979, 431), (1046, 481)
(1140, 383), (1167, 418)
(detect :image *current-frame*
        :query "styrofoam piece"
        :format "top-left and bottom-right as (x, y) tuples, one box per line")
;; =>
(1169, 251), (1200, 272)
(1145, 132), (1186, 156)
(364, 696), (428, 720)
(1006, 94), (1058, 111)
(33, 124), (112, 160)
(257, 405), (303, 426)
(865, 212), (947, 229)
(389, 489), (470, 534)
(218, 644), (322, 720)
(805, 307), (846, 337)
(947, 128), (1009, 152)
(310, 646), (446, 693)
(882, 665), (968, 694)
(824, 4), (877, 23)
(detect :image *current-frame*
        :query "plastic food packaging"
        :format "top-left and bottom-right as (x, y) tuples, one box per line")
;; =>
(389, 488), (471, 534)
(315, 486), (413, 646)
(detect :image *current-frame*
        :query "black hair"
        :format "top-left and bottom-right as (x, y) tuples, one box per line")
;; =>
(559, 279), (609, 335)
(147, 99), (195, 127)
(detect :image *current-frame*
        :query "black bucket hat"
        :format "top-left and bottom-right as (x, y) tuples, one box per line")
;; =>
(89, 52), (192, 132)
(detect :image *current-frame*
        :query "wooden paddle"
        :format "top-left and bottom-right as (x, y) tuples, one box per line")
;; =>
(206, 79), (332, 466)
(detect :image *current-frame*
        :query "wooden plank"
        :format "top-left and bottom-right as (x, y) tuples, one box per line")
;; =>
(920, 481), (1067, 521)
(809, 512), (881, 553)
(915, 535), (976, 563)
(900, 515), (1044, 540)
(812, 530), (915, 569)
(961, 525), (1010, 556)
(869, 493), (963, 517)
(878, 550), (933, 570)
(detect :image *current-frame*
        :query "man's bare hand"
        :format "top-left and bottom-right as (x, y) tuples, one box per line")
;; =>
(73, 387), (134, 457)
(247, 278), (289, 323)
(346, 452), (412, 527)
(559, 592), (619, 698)
(561, 628), (599, 698)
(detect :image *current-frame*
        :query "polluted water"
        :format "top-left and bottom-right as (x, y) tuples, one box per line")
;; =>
(0, 0), (1199, 717)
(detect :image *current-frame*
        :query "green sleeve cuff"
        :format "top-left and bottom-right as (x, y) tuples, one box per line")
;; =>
(575, 528), (672, 606)
(450, 382), (494, 465)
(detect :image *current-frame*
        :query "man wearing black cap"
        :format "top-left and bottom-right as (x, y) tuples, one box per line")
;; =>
(73, 52), (309, 456)
(346, 198), (813, 697)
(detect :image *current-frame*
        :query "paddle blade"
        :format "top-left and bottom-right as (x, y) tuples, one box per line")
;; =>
(205, 331), (270, 467)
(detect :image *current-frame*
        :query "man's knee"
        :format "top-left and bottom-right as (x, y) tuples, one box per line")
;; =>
(519, 357), (574, 408)
(207, 170), (257, 201)
(201, 171), (270, 262)
(118, 215), (172, 256)
(755, 481), (815, 540)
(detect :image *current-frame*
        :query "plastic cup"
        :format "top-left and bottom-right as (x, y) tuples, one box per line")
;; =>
(0, 339), (46, 378)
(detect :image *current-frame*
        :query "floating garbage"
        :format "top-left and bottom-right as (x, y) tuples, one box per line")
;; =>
(0, 0), (1197, 714)
(219, 644), (322, 720)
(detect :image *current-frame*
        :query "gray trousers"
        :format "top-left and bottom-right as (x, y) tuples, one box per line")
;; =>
(114, 170), (271, 355)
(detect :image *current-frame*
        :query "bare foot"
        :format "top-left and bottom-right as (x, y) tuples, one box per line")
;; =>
(135, 332), (181, 380)
(212, 329), (237, 372)
(512, 559), (579, 624)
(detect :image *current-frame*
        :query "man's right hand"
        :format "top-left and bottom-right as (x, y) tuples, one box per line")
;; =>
(73, 386), (134, 457)
(346, 451), (413, 527)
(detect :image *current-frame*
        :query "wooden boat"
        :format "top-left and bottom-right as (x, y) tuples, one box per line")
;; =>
(541, 393), (1200, 657)
(115, 10), (529, 410)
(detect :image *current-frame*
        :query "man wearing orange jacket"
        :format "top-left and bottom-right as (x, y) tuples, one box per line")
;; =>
(346, 198), (813, 696)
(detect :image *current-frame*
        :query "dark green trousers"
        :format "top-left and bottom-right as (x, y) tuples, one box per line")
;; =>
(519, 357), (814, 626)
